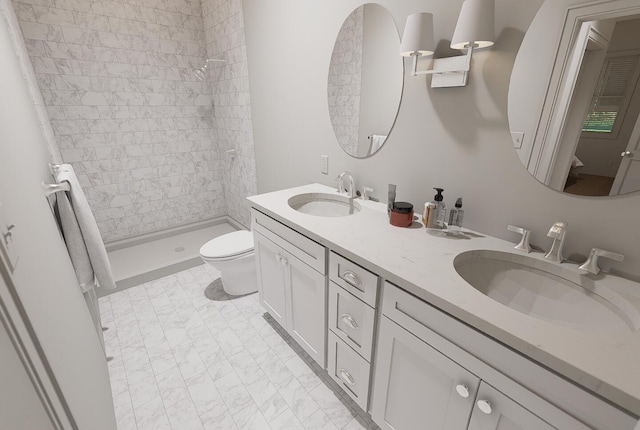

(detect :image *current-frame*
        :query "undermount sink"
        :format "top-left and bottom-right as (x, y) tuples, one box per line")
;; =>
(288, 192), (360, 217)
(454, 250), (640, 334)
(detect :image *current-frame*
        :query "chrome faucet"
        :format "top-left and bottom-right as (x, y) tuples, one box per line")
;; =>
(544, 221), (567, 263)
(507, 225), (532, 253)
(578, 248), (624, 275)
(336, 171), (356, 198)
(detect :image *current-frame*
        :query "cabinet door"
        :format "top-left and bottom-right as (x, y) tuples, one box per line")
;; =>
(284, 250), (326, 368)
(254, 232), (287, 328)
(468, 382), (555, 430)
(371, 316), (480, 430)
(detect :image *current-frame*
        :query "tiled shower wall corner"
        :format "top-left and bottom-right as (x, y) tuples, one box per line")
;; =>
(203, 0), (256, 228)
(12, 0), (257, 241)
(327, 5), (363, 157)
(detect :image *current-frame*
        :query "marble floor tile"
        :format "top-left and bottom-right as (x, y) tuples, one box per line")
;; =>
(102, 264), (380, 430)
(303, 408), (341, 430)
(310, 383), (357, 429)
(232, 403), (271, 430)
(200, 401), (238, 430)
(165, 397), (204, 430)
(133, 397), (171, 430)
(155, 366), (191, 408)
(269, 407), (304, 430)
(187, 372), (224, 415)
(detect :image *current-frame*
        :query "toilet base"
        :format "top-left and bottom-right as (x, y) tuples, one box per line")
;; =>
(202, 252), (257, 296)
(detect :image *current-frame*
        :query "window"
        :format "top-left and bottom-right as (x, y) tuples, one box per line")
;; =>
(582, 54), (640, 134)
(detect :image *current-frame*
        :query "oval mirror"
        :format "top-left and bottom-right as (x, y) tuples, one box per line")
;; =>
(327, 4), (403, 158)
(509, 0), (640, 197)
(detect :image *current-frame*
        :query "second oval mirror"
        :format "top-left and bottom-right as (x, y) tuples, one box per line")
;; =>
(327, 4), (403, 158)
(509, 0), (640, 197)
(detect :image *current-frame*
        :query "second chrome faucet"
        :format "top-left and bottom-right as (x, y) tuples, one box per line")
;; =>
(336, 171), (356, 198)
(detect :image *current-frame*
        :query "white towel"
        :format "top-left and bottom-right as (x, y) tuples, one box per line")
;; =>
(55, 164), (116, 290)
(369, 134), (387, 155)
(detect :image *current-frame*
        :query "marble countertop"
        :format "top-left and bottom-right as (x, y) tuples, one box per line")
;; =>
(247, 183), (640, 416)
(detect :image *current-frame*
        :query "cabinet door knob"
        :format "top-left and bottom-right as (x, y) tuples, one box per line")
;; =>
(455, 384), (470, 398)
(341, 270), (362, 288)
(340, 313), (359, 330)
(338, 368), (356, 386)
(477, 400), (492, 415)
(621, 151), (633, 157)
(281, 257), (288, 266)
(275, 254), (282, 263)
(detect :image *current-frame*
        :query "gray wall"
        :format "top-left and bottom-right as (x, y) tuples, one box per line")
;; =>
(243, 0), (640, 279)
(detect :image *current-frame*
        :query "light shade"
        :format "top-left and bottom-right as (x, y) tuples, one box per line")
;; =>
(450, 0), (495, 49)
(400, 13), (435, 57)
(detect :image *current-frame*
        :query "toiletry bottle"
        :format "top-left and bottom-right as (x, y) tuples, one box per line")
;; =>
(387, 184), (396, 217)
(424, 188), (446, 230)
(448, 197), (464, 234)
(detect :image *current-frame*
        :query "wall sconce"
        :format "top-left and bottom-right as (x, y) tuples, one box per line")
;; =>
(400, 0), (495, 88)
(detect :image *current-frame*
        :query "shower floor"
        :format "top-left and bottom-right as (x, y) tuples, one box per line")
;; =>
(106, 219), (239, 293)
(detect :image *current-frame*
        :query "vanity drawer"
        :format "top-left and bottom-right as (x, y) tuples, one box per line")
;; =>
(329, 251), (378, 307)
(328, 282), (376, 361)
(252, 209), (326, 274)
(327, 331), (371, 411)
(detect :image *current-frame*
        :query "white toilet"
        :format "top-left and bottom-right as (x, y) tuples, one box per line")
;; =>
(199, 230), (257, 296)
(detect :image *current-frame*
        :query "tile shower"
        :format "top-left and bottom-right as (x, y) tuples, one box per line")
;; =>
(13, 0), (257, 241)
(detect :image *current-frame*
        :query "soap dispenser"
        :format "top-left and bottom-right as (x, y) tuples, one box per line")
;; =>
(424, 188), (446, 230)
(447, 198), (464, 234)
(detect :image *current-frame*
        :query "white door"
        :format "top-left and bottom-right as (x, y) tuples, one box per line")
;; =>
(284, 250), (326, 368)
(0, 7), (116, 429)
(468, 382), (555, 430)
(253, 231), (288, 327)
(0, 276), (57, 430)
(371, 316), (480, 430)
(611, 109), (640, 194)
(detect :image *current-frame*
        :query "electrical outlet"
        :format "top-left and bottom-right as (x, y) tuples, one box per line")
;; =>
(511, 131), (525, 149)
(320, 155), (329, 174)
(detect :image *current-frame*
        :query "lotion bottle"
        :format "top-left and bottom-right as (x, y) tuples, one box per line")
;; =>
(424, 188), (446, 230)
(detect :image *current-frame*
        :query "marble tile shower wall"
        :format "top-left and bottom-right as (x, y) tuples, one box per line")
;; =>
(327, 6), (363, 157)
(202, 0), (256, 228)
(12, 0), (227, 241)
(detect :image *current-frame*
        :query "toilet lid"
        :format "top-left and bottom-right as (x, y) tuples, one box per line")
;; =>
(200, 230), (254, 259)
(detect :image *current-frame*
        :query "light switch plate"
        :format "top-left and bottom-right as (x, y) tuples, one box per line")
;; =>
(0, 202), (19, 272)
(320, 155), (329, 174)
(511, 131), (525, 149)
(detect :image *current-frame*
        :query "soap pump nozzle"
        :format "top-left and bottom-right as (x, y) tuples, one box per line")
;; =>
(433, 188), (444, 201)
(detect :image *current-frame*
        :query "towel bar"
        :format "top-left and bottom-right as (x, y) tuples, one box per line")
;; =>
(43, 181), (70, 197)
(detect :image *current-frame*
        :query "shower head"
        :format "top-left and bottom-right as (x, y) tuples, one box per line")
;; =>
(192, 58), (225, 81)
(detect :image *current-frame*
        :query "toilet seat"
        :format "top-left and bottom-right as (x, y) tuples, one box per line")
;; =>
(199, 230), (254, 261)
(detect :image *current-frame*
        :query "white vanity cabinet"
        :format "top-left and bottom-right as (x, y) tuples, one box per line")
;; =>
(252, 210), (327, 367)
(371, 282), (633, 430)
(371, 315), (480, 429)
(467, 382), (556, 430)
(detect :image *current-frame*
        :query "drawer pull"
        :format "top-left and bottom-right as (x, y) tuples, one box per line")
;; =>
(341, 270), (362, 288)
(455, 384), (469, 398)
(341, 313), (359, 330)
(477, 400), (492, 415)
(339, 368), (356, 386)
